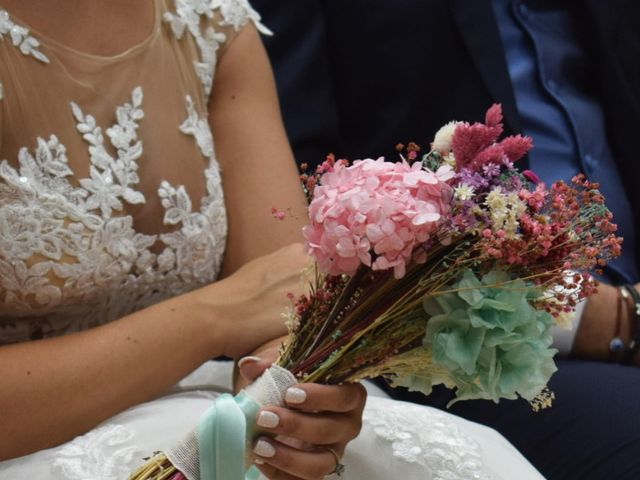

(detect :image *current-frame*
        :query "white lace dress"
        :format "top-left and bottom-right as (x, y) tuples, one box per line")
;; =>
(0, 1), (544, 478)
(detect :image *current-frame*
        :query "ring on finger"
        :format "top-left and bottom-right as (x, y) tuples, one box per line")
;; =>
(323, 447), (345, 477)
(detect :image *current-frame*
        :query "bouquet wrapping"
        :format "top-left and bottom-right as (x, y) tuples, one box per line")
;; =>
(168, 367), (296, 480)
(129, 105), (621, 480)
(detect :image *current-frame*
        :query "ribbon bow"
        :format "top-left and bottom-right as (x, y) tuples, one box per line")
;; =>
(195, 365), (298, 480)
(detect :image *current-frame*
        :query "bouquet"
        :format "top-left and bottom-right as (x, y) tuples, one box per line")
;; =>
(129, 105), (621, 480)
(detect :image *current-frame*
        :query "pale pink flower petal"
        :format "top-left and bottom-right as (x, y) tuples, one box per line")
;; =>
(304, 157), (451, 277)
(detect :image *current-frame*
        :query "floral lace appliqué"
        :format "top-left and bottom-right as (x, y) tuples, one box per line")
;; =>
(0, 10), (50, 63)
(163, 0), (271, 98)
(0, 87), (227, 343)
(363, 404), (494, 480)
(71, 87), (146, 218)
(51, 424), (140, 480)
(217, 0), (271, 34)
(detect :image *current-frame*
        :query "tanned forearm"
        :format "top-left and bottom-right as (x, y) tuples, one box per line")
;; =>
(0, 289), (226, 460)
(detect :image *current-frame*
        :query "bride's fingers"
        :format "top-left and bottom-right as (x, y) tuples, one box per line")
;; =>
(284, 382), (367, 414)
(256, 407), (358, 445)
(253, 437), (342, 480)
(237, 356), (271, 382)
(237, 346), (280, 381)
(254, 463), (302, 480)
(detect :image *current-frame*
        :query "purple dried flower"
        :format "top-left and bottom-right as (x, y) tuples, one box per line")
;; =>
(482, 162), (501, 177)
(458, 168), (489, 189)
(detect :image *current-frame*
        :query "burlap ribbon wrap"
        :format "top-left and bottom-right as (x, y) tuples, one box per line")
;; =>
(165, 365), (297, 480)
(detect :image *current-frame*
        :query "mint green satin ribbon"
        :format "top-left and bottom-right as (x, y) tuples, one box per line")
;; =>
(198, 392), (262, 480)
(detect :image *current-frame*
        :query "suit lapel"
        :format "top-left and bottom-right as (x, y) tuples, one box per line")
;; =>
(449, 0), (522, 135)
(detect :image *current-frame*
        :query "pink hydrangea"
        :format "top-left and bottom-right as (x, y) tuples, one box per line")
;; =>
(303, 157), (454, 278)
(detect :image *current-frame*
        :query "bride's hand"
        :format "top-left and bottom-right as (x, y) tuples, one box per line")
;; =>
(238, 347), (366, 480)
(197, 243), (312, 359)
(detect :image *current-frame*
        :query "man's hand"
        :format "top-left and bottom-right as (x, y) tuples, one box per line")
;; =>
(574, 282), (640, 366)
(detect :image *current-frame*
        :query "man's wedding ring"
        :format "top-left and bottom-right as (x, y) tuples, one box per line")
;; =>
(325, 447), (346, 477)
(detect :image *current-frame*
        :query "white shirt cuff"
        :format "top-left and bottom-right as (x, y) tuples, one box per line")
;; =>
(551, 300), (586, 356)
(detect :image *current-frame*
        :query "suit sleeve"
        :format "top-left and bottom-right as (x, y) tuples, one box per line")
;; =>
(250, 0), (343, 169)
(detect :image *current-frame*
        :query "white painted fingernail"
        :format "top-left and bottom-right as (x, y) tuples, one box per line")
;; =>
(254, 458), (265, 465)
(257, 410), (280, 428)
(238, 356), (261, 368)
(254, 439), (276, 458)
(285, 387), (307, 404)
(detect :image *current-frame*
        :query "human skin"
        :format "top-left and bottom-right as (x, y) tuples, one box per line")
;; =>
(574, 282), (640, 366)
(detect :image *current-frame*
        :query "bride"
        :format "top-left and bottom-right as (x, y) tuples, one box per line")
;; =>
(0, 0), (544, 478)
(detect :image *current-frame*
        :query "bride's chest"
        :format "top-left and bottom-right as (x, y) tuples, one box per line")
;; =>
(0, 6), (231, 342)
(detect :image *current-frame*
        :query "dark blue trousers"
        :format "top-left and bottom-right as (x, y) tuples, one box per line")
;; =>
(379, 358), (640, 480)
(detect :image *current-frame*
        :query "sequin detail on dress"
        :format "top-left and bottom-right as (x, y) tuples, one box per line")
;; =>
(0, 9), (50, 63)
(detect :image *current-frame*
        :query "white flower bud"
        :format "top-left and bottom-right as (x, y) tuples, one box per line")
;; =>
(431, 121), (461, 154)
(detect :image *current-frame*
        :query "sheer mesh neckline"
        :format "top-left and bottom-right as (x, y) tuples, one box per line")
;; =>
(0, 0), (161, 62)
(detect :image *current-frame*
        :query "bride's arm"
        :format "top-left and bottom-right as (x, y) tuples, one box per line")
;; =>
(209, 22), (309, 276)
(210, 25), (365, 480)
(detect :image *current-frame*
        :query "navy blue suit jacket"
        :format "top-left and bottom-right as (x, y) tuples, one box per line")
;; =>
(252, 0), (640, 275)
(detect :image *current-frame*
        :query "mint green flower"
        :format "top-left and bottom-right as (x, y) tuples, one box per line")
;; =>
(422, 269), (557, 404)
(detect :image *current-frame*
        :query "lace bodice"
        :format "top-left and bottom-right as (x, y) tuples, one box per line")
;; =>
(0, 0), (269, 344)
